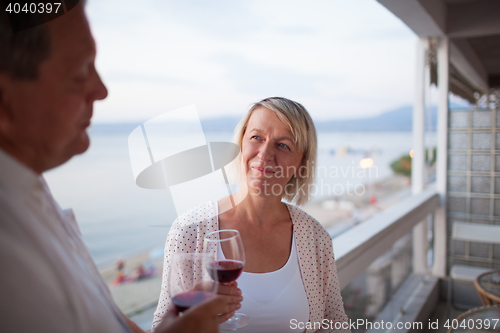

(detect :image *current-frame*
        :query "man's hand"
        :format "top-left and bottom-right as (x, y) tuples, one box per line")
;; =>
(216, 281), (242, 319)
(154, 294), (242, 333)
(193, 280), (242, 320)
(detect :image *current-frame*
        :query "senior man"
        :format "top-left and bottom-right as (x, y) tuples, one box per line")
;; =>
(0, 2), (240, 332)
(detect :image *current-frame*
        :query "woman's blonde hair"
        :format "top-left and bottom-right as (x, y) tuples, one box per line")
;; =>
(232, 97), (317, 206)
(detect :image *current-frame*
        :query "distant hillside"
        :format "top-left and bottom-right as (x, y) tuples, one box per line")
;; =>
(200, 116), (241, 132)
(200, 105), (439, 132)
(319, 102), (466, 132)
(93, 103), (470, 133)
(315, 106), (435, 132)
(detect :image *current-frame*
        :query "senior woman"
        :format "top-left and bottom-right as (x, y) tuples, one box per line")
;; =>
(152, 97), (350, 333)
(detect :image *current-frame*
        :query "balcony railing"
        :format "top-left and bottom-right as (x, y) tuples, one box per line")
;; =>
(330, 185), (441, 330)
(333, 184), (440, 290)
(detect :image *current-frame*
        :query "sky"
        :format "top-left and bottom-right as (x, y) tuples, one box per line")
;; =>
(85, 0), (419, 123)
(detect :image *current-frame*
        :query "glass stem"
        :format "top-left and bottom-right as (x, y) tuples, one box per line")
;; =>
(226, 314), (238, 322)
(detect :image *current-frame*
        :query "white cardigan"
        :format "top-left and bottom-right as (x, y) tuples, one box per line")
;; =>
(152, 201), (350, 333)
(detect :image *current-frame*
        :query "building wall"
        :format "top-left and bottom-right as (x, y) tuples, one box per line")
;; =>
(447, 106), (500, 270)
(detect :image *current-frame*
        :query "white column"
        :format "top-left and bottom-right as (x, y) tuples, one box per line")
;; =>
(412, 37), (428, 274)
(433, 37), (449, 278)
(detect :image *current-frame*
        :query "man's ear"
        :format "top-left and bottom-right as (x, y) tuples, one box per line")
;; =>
(0, 73), (14, 133)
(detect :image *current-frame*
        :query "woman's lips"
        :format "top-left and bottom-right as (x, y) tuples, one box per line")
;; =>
(252, 166), (275, 174)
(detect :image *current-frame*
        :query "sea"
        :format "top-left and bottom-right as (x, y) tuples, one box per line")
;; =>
(44, 126), (425, 268)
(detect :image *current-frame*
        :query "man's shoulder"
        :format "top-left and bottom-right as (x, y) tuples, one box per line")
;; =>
(0, 188), (28, 234)
(0, 190), (63, 285)
(0, 227), (70, 324)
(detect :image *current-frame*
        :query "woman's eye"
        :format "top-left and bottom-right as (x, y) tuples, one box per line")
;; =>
(278, 143), (290, 150)
(251, 135), (261, 140)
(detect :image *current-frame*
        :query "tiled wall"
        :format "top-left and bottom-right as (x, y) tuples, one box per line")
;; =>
(447, 108), (500, 270)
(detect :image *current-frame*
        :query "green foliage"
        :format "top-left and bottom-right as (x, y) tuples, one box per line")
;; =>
(390, 155), (412, 177)
(426, 147), (437, 165)
(390, 147), (436, 177)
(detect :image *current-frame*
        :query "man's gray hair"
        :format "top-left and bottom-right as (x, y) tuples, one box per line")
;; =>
(0, 10), (51, 80)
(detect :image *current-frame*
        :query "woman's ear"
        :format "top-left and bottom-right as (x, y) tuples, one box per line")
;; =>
(295, 157), (306, 178)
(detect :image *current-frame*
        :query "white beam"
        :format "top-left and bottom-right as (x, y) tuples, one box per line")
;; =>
(412, 38), (426, 196)
(433, 37), (449, 278)
(412, 38), (428, 274)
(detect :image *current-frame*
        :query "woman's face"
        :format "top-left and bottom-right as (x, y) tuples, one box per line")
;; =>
(240, 107), (304, 197)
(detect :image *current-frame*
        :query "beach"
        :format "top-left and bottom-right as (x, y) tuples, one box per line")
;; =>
(101, 252), (164, 316)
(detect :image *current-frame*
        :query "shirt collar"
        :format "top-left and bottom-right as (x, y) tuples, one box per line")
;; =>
(0, 147), (43, 196)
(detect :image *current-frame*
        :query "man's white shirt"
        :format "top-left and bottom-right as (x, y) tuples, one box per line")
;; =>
(0, 148), (132, 333)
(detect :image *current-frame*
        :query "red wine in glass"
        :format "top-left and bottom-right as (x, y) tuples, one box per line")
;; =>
(172, 290), (213, 312)
(208, 260), (245, 283)
(204, 229), (249, 330)
(167, 253), (218, 314)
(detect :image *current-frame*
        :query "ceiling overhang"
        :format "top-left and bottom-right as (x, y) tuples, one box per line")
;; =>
(378, 0), (500, 93)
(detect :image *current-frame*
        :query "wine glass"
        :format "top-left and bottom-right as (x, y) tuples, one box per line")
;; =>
(204, 229), (249, 330)
(168, 253), (218, 313)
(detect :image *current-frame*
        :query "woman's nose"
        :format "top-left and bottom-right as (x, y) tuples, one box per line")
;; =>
(258, 142), (273, 161)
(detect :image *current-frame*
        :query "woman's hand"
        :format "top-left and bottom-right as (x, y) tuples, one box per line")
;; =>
(153, 294), (242, 333)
